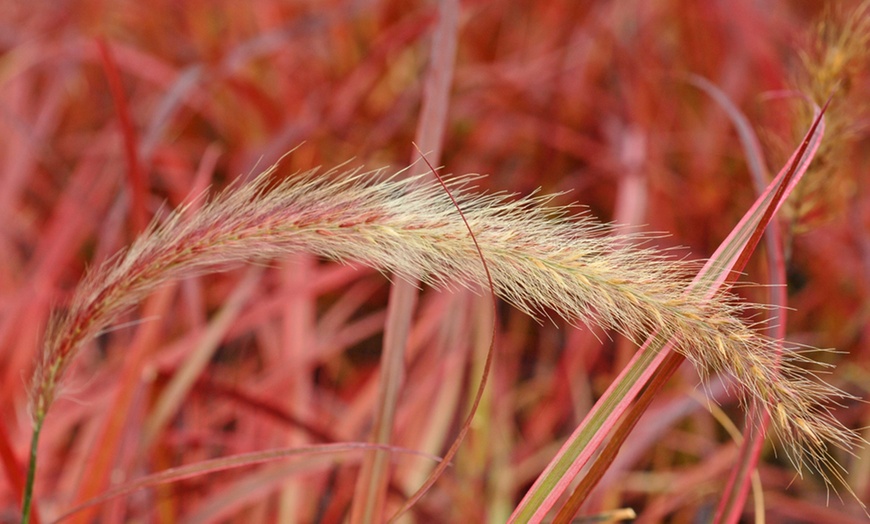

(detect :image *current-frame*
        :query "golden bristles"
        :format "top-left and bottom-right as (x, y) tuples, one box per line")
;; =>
(32, 162), (858, 487)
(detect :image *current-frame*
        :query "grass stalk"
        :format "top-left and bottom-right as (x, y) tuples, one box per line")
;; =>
(20, 418), (41, 524)
(24, 151), (857, 519)
(22, 100), (860, 523)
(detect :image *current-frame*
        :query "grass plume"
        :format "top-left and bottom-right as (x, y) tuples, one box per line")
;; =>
(788, 0), (870, 227)
(30, 161), (857, 488)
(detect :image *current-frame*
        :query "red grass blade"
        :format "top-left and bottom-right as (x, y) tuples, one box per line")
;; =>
(96, 38), (148, 234)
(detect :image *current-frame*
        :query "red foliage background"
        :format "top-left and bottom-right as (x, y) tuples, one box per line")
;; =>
(1, 1), (867, 522)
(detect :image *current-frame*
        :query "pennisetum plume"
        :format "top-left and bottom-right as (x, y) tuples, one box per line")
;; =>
(27, 159), (857, 515)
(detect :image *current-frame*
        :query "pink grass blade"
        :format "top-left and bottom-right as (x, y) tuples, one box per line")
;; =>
(552, 343), (686, 524)
(509, 98), (830, 523)
(96, 38), (148, 234)
(52, 443), (442, 524)
(701, 103), (826, 287)
(350, 281), (418, 524)
(350, 2), (459, 522)
(141, 267), (261, 447)
(276, 254), (319, 518)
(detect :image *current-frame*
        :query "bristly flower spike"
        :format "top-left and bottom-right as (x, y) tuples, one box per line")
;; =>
(32, 161), (857, 483)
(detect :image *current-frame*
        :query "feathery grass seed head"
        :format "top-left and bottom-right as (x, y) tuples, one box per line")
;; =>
(31, 161), (858, 485)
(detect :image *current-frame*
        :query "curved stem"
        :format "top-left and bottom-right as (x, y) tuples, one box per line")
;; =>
(21, 416), (43, 524)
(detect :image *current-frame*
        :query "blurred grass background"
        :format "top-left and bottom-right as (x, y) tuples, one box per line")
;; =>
(0, 0), (868, 522)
